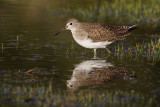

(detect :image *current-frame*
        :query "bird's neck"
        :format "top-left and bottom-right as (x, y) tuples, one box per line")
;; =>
(71, 29), (87, 40)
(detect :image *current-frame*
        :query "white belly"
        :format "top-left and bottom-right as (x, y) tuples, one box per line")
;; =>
(72, 35), (112, 49)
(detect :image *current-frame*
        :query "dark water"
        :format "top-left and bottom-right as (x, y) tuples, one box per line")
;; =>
(0, 0), (160, 106)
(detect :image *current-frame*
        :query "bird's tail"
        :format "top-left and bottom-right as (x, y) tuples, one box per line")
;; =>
(116, 24), (138, 40)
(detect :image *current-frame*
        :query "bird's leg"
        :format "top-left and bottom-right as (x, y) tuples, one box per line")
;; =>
(92, 49), (101, 59)
(94, 49), (97, 58)
(106, 48), (111, 54)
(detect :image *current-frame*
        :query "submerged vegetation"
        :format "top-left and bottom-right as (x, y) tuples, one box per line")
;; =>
(64, 0), (160, 24)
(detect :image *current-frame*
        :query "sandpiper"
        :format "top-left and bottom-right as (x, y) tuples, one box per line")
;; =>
(55, 18), (137, 58)
(66, 60), (129, 91)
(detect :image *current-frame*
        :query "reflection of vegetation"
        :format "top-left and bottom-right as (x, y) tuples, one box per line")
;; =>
(0, 84), (158, 107)
(65, 0), (160, 24)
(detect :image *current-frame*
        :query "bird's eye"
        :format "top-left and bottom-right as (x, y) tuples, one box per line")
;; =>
(69, 85), (74, 88)
(70, 23), (72, 25)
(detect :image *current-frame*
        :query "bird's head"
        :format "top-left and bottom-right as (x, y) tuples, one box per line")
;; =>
(55, 18), (79, 36)
(65, 18), (79, 30)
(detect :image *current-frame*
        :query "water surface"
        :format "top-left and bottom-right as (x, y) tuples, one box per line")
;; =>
(0, 0), (160, 106)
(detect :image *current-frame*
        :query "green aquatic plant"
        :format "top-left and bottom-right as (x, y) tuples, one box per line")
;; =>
(16, 35), (19, 49)
(113, 36), (160, 63)
(1, 43), (3, 48)
(17, 35), (19, 42)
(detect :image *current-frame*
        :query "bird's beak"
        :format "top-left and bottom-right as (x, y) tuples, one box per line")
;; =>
(54, 26), (66, 36)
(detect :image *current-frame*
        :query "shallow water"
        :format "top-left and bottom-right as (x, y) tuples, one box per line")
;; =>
(0, 0), (160, 106)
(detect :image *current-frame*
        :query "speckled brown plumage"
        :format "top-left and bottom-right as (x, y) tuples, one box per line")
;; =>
(79, 22), (137, 42)
(65, 18), (137, 42)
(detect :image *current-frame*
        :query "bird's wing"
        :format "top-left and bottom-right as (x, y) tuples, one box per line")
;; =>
(83, 23), (136, 42)
(107, 25), (137, 40)
(83, 23), (117, 42)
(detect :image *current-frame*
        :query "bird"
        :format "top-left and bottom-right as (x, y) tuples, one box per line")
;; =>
(66, 60), (130, 91)
(55, 18), (137, 58)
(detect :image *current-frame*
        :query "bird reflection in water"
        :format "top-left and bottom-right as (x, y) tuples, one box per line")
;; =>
(67, 60), (133, 91)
